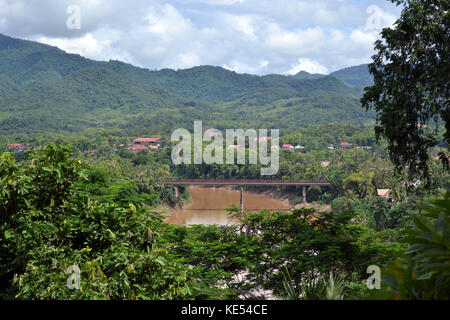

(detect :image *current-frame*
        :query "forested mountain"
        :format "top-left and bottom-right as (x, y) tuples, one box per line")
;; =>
(291, 70), (326, 80)
(330, 64), (373, 87)
(0, 33), (375, 135)
(290, 65), (372, 87)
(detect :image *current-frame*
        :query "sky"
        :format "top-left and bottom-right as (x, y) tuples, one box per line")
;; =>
(0, 0), (402, 75)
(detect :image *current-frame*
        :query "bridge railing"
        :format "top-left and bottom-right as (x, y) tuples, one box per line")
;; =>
(163, 179), (330, 185)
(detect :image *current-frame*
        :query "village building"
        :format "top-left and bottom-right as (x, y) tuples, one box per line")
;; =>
(6, 143), (29, 153)
(228, 145), (245, 150)
(129, 145), (149, 153)
(377, 189), (391, 199)
(133, 138), (161, 149)
(133, 138), (161, 152)
(281, 144), (294, 150)
(340, 142), (353, 149)
(320, 161), (330, 167)
(435, 154), (450, 162)
(255, 136), (271, 142)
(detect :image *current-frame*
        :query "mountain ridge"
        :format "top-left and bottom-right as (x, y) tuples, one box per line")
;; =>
(0, 33), (375, 136)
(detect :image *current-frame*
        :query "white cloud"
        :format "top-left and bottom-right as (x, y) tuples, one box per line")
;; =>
(223, 59), (269, 74)
(37, 30), (131, 63)
(38, 33), (105, 57)
(0, 0), (402, 75)
(192, 0), (244, 5)
(286, 58), (328, 75)
(145, 4), (193, 37)
(265, 26), (327, 55)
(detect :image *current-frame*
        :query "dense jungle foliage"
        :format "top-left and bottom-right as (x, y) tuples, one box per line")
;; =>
(0, 0), (449, 299)
(0, 135), (447, 299)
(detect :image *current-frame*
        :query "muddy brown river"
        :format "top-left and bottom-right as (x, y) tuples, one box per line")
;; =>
(164, 186), (290, 226)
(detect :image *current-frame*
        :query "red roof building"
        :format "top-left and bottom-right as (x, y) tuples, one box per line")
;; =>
(255, 137), (271, 142)
(6, 143), (29, 153)
(129, 145), (149, 153)
(340, 142), (353, 149)
(133, 138), (161, 144)
(281, 144), (294, 149)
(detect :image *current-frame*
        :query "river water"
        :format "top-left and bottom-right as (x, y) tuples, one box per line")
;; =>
(164, 186), (291, 226)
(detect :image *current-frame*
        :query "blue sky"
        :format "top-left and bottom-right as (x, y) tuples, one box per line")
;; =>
(0, 0), (402, 74)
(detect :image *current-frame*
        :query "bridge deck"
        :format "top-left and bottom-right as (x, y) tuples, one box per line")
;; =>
(163, 179), (330, 186)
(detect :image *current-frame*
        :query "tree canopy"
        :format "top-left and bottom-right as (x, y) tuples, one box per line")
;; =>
(362, 0), (449, 179)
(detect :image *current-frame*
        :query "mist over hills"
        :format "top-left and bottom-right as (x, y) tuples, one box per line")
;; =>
(0, 33), (375, 136)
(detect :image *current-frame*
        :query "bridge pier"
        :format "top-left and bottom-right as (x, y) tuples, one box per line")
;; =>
(174, 186), (179, 198)
(240, 186), (244, 211)
(302, 186), (307, 203)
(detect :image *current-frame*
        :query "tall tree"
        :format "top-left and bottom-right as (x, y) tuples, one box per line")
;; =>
(362, 0), (449, 179)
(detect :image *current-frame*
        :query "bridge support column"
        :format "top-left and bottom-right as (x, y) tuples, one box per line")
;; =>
(240, 186), (244, 211)
(174, 186), (179, 198)
(302, 186), (307, 203)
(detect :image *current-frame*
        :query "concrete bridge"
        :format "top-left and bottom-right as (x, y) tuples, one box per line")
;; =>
(163, 179), (330, 209)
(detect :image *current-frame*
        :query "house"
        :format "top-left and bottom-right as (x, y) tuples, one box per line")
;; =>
(328, 145), (334, 150)
(134, 137), (161, 145)
(129, 145), (149, 153)
(377, 189), (391, 199)
(435, 154), (450, 162)
(281, 144), (294, 150)
(340, 142), (353, 149)
(294, 145), (305, 150)
(7, 143), (29, 153)
(228, 145), (245, 150)
(133, 138), (161, 149)
(256, 136), (271, 142)
(133, 137), (161, 144)
(320, 161), (330, 167)
(206, 131), (220, 138)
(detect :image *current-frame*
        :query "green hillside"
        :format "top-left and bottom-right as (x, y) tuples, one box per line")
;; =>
(330, 64), (373, 87)
(0, 33), (375, 136)
(291, 70), (325, 80)
(0, 66), (213, 134)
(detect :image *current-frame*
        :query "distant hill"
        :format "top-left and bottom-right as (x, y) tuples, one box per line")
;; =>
(0, 33), (375, 136)
(330, 64), (373, 87)
(291, 71), (325, 80)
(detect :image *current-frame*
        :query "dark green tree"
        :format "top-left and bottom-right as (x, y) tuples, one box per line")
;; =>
(0, 145), (194, 299)
(362, 0), (449, 179)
